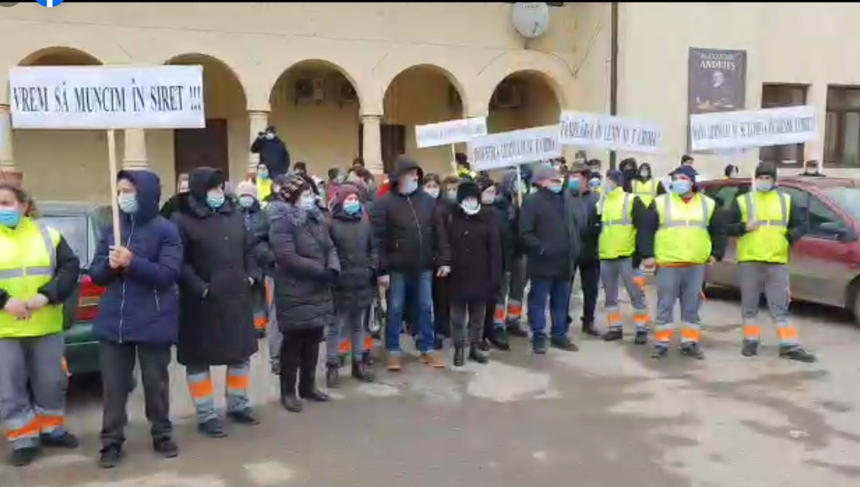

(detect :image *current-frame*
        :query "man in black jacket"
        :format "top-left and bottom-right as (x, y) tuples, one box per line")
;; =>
(520, 165), (580, 354)
(565, 162), (602, 336)
(370, 156), (451, 371)
(250, 126), (291, 177)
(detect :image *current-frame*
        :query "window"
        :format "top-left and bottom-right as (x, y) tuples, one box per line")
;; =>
(821, 186), (860, 225)
(808, 196), (847, 238)
(824, 86), (860, 167)
(706, 184), (749, 210)
(760, 84), (808, 167)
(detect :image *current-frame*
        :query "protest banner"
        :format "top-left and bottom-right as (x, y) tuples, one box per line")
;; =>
(8, 65), (205, 243)
(559, 111), (662, 153)
(415, 117), (487, 173)
(469, 125), (561, 172)
(689, 105), (817, 152)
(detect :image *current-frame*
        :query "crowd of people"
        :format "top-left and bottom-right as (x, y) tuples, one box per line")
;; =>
(0, 137), (820, 469)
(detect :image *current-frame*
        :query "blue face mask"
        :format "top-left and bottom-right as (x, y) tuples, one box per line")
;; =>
(343, 200), (361, 215)
(671, 179), (691, 195)
(757, 181), (774, 192)
(206, 192), (225, 210)
(299, 195), (317, 211)
(548, 183), (563, 194)
(0, 208), (22, 228)
(401, 179), (418, 195)
(238, 195), (256, 208)
(461, 199), (480, 215)
(568, 178), (581, 192)
(118, 193), (138, 214)
(258, 170), (269, 180)
(589, 178), (601, 189)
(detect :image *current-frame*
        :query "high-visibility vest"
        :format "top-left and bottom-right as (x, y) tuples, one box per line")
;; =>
(633, 179), (658, 206)
(736, 190), (791, 264)
(654, 193), (715, 265)
(0, 217), (63, 338)
(257, 177), (273, 201)
(597, 188), (636, 259)
(457, 167), (477, 180)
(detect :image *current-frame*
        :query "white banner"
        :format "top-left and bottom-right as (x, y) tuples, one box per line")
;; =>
(690, 105), (817, 151)
(559, 111), (662, 153)
(415, 117), (487, 148)
(8, 66), (205, 129)
(469, 125), (561, 171)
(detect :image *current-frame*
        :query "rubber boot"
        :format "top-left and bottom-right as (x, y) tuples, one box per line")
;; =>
(453, 346), (466, 367)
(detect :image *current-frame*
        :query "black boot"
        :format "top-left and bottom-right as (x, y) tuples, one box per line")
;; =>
(197, 418), (227, 438)
(300, 368), (331, 402)
(779, 345), (817, 363)
(453, 346), (466, 367)
(362, 350), (375, 366)
(550, 336), (579, 352)
(469, 347), (489, 364)
(477, 339), (491, 352)
(633, 329), (648, 345)
(351, 358), (375, 383)
(280, 356), (302, 412)
(281, 395), (303, 413)
(227, 408), (260, 425)
(651, 345), (669, 359)
(326, 363), (340, 389)
(9, 447), (40, 467)
(581, 320), (601, 337)
(488, 328), (510, 351)
(532, 336), (548, 354)
(603, 329), (623, 342)
(742, 340), (759, 357)
(506, 323), (529, 338)
(680, 342), (705, 360)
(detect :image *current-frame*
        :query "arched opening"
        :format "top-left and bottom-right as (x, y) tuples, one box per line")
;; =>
(161, 53), (248, 187)
(269, 60), (360, 178)
(383, 65), (465, 175)
(487, 71), (561, 133)
(14, 47), (109, 202)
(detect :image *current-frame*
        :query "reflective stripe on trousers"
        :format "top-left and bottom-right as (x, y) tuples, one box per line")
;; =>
(186, 361), (250, 424)
(600, 258), (650, 331)
(738, 262), (798, 346)
(654, 265), (705, 346)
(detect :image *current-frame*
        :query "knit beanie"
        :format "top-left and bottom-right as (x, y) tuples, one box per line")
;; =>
(606, 170), (624, 186)
(456, 181), (481, 204)
(278, 175), (310, 204)
(671, 165), (698, 183)
(755, 161), (778, 179)
(334, 182), (361, 206)
(235, 181), (256, 198)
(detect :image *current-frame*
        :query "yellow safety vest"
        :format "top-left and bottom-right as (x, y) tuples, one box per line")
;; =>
(597, 188), (636, 259)
(736, 190), (791, 264)
(0, 217), (63, 338)
(654, 193), (715, 265)
(257, 178), (273, 201)
(633, 179), (658, 206)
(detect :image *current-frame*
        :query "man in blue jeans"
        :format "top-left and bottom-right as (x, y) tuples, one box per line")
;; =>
(519, 165), (581, 354)
(370, 156), (451, 371)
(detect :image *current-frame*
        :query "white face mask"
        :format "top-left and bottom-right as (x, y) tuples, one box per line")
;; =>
(461, 198), (480, 215)
(481, 192), (496, 205)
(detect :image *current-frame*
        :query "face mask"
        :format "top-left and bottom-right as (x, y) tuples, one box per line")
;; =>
(589, 178), (601, 189)
(118, 193), (139, 214)
(0, 208), (22, 228)
(238, 195), (256, 208)
(299, 195), (317, 211)
(206, 191), (225, 209)
(343, 200), (361, 215)
(401, 179), (418, 194)
(178, 183), (189, 194)
(258, 170), (269, 180)
(481, 193), (496, 205)
(461, 199), (480, 215)
(671, 179), (691, 195)
(757, 181), (774, 192)
(568, 178), (581, 192)
(445, 190), (458, 202)
(640, 170), (650, 179)
(548, 183), (563, 194)
(264, 133), (274, 140)
(424, 187), (440, 199)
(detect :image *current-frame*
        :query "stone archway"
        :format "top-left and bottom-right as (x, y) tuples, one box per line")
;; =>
(486, 70), (561, 134)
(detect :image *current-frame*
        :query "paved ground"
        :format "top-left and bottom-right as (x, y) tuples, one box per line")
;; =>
(2, 286), (860, 487)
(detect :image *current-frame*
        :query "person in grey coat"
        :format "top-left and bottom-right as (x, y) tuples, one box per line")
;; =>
(326, 183), (377, 387)
(269, 175), (340, 413)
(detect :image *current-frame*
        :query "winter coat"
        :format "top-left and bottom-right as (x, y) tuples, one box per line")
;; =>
(90, 170), (183, 345)
(159, 193), (183, 220)
(369, 158), (451, 276)
(250, 136), (290, 177)
(519, 188), (580, 279)
(269, 203), (339, 332)
(483, 201), (515, 273)
(446, 205), (502, 303)
(329, 204), (377, 311)
(171, 167), (260, 367)
(240, 200), (275, 274)
(567, 189), (601, 262)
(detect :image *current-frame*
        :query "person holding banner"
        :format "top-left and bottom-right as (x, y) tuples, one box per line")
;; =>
(0, 184), (81, 467)
(565, 162), (602, 337)
(725, 162), (816, 363)
(640, 165), (727, 360)
(520, 166), (581, 354)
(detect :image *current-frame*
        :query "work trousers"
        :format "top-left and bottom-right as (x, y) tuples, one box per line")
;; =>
(654, 265), (705, 347)
(326, 308), (368, 365)
(280, 327), (324, 397)
(99, 341), (172, 448)
(528, 278), (573, 340)
(738, 262), (798, 347)
(186, 361), (251, 424)
(496, 257), (527, 328)
(0, 333), (68, 450)
(450, 302), (486, 348)
(601, 257), (650, 332)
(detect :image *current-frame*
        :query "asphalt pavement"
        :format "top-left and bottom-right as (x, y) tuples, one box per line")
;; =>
(2, 286), (860, 487)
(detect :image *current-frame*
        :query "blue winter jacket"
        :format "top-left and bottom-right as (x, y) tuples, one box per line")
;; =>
(90, 170), (183, 344)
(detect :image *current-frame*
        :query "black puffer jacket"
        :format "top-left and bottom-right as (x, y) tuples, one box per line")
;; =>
(519, 187), (580, 279)
(329, 205), (377, 311)
(269, 203), (339, 332)
(567, 188), (600, 261)
(240, 199), (275, 274)
(446, 205), (502, 303)
(369, 157), (451, 276)
(483, 201), (515, 273)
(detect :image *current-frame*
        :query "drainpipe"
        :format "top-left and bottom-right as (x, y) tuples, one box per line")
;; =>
(609, 1), (619, 170)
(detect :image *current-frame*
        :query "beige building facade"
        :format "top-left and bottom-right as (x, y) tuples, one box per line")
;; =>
(0, 3), (858, 202)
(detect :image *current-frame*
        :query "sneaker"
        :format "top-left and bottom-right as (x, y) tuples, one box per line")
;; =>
(550, 336), (579, 352)
(387, 352), (402, 372)
(197, 418), (228, 438)
(532, 336), (548, 354)
(633, 329), (649, 345)
(40, 431), (79, 449)
(779, 345), (817, 363)
(680, 342), (705, 360)
(98, 445), (123, 469)
(741, 340), (759, 357)
(227, 408), (260, 425)
(651, 345), (669, 359)
(602, 329), (623, 342)
(153, 438), (179, 459)
(9, 447), (40, 467)
(420, 351), (445, 369)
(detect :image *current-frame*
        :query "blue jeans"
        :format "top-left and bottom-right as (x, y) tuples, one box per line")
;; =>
(386, 271), (434, 353)
(528, 278), (573, 340)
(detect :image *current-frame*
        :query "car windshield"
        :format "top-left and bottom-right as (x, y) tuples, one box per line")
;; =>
(40, 215), (93, 266)
(821, 187), (860, 224)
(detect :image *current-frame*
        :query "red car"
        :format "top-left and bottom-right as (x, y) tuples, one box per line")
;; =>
(699, 176), (860, 324)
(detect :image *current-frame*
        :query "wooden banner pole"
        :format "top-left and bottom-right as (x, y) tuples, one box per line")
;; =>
(107, 129), (121, 246)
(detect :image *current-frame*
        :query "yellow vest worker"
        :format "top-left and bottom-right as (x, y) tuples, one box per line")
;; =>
(596, 179), (652, 343)
(632, 178), (659, 207)
(727, 162), (816, 362)
(0, 185), (81, 464)
(643, 165), (726, 360)
(257, 177), (273, 202)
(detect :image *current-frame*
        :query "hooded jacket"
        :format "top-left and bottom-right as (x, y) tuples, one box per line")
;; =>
(369, 157), (451, 276)
(519, 187), (581, 279)
(329, 196), (377, 311)
(90, 170), (183, 345)
(250, 134), (291, 177)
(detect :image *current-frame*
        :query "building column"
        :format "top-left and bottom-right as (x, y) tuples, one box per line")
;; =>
(122, 129), (149, 170)
(0, 104), (21, 184)
(805, 82), (827, 165)
(248, 110), (270, 176)
(361, 114), (383, 176)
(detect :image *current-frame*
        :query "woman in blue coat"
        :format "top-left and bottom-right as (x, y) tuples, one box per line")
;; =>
(89, 170), (183, 469)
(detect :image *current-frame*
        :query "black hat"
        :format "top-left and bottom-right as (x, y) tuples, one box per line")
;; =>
(278, 175), (311, 204)
(456, 181), (481, 204)
(755, 161), (778, 179)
